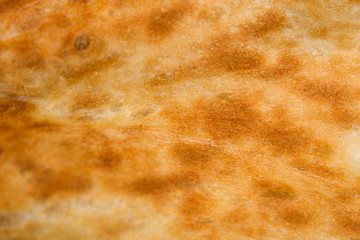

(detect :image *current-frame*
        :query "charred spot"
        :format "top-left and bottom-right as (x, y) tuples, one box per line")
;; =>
(172, 143), (218, 167)
(148, 3), (188, 38)
(256, 180), (296, 200)
(243, 10), (287, 38)
(32, 169), (92, 199)
(281, 209), (309, 225)
(74, 34), (91, 51)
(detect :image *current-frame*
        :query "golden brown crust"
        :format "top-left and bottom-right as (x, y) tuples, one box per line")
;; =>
(2, 0), (360, 239)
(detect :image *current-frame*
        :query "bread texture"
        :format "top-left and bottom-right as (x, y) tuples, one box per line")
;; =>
(1, 0), (360, 239)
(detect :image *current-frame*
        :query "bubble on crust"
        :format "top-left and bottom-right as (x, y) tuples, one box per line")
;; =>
(73, 34), (91, 51)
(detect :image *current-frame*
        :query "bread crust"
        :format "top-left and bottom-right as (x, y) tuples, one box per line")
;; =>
(1, 0), (360, 239)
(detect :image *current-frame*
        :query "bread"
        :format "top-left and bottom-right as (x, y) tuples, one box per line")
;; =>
(1, 0), (360, 239)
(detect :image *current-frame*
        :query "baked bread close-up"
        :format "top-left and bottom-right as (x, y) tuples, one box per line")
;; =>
(1, 0), (360, 239)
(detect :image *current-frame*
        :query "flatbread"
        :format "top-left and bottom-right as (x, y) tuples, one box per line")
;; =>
(1, 0), (360, 239)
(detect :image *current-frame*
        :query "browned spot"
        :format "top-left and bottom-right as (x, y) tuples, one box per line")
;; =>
(336, 213), (360, 234)
(215, 48), (263, 72)
(264, 54), (301, 79)
(256, 180), (296, 200)
(148, 2), (189, 39)
(128, 175), (174, 196)
(0, 214), (13, 227)
(74, 34), (91, 51)
(128, 172), (200, 196)
(145, 64), (201, 88)
(293, 160), (341, 178)
(262, 119), (311, 155)
(69, 0), (89, 4)
(0, 98), (34, 119)
(180, 191), (214, 229)
(281, 209), (309, 225)
(242, 10), (287, 39)
(15, 159), (37, 174)
(32, 169), (92, 199)
(295, 80), (351, 103)
(198, 95), (262, 140)
(294, 79), (360, 128)
(172, 143), (218, 167)
(96, 148), (122, 169)
(8, 38), (44, 69)
(0, 0), (35, 14)
(72, 90), (110, 110)
(208, 38), (263, 73)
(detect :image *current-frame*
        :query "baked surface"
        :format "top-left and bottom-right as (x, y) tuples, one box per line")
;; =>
(1, 0), (360, 239)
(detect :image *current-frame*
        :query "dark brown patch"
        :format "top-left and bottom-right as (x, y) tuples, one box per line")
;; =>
(294, 79), (360, 128)
(148, 3), (189, 39)
(172, 143), (218, 167)
(32, 169), (92, 199)
(128, 172), (200, 196)
(264, 54), (301, 79)
(336, 213), (360, 234)
(208, 39), (263, 73)
(198, 95), (262, 140)
(0, 0), (35, 14)
(294, 160), (341, 178)
(281, 209), (309, 225)
(96, 148), (122, 169)
(128, 175), (174, 196)
(242, 10), (287, 38)
(0, 214), (13, 227)
(216, 48), (263, 72)
(9, 38), (44, 69)
(15, 159), (37, 174)
(262, 119), (311, 155)
(0, 98), (34, 119)
(256, 180), (296, 200)
(74, 34), (91, 51)
(180, 191), (214, 229)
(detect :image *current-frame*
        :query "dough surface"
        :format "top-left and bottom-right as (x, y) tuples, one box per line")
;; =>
(1, 0), (360, 239)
